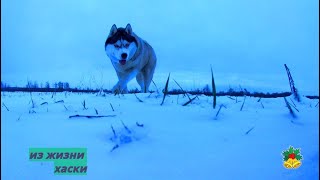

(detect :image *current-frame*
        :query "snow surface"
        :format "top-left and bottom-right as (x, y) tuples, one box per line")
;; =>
(1, 92), (319, 179)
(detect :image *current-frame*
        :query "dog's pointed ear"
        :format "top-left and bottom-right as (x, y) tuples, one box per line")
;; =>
(125, 23), (132, 34)
(109, 24), (117, 36)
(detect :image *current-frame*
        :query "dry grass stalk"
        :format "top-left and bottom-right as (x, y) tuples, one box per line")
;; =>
(160, 73), (170, 106)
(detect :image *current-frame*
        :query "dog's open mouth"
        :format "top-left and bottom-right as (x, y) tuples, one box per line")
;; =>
(119, 60), (126, 65)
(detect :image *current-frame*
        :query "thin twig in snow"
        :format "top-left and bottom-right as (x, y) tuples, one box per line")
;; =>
(290, 98), (297, 107)
(173, 79), (191, 100)
(120, 120), (131, 134)
(110, 144), (119, 152)
(147, 92), (154, 98)
(240, 96), (247, 111)
(110, 103), (115, 111)
(29, 110), (36, 114)
(17, 115), (22, 121)
(111, 125), (117, 138)
(284, 97), (296, 118)
(152, 80), (160, 94)
(2, 103), (9, 111)
(30, 92), (35, 108)
(245, 127), (255, 135)
(260, 102), (264, 109)
(289, 102), (299, 112)
(54, 100), (64, 103)
(82, 100), (88, 110)
(136, 122), (144, 127)
(215, 104), (226, 119)
(134, 93), (143, 102)
(69, 115), (116, 119)
(182, 96), (198, 106)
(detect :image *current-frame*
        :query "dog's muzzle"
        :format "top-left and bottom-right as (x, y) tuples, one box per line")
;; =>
(119, 60), (126, 65)
(119, 53), (127, 65)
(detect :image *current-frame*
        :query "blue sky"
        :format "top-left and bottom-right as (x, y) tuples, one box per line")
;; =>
(1, 0), (319, 94)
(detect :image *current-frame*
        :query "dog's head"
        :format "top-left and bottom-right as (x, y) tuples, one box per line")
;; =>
(105, 24), (138, 65)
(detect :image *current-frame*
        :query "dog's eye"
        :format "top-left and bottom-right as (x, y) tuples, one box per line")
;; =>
(124, 44), (129, 48)
(114, 44), (120, 48)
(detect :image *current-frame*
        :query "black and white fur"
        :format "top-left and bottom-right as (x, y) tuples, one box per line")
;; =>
(105, 24), (157, 93)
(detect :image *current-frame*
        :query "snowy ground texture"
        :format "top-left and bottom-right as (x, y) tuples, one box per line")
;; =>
(1, 92), (319, 180)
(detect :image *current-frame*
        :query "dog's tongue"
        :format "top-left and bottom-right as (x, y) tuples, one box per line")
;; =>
(119, 60), (126, 65)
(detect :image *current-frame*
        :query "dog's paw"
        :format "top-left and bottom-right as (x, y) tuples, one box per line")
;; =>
(112, 85), (128, 95)
(112, 87), (121, 95)
(112, 88), (121, 95)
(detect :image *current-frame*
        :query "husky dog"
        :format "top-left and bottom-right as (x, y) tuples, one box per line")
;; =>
(105, 24), (157, 94)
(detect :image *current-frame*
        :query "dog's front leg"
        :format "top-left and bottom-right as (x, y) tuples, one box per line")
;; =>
(112, 69), (139, 94)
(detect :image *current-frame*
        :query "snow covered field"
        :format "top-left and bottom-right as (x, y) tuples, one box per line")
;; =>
(1, 0), (318, 179)
(1, 92), (319, 179)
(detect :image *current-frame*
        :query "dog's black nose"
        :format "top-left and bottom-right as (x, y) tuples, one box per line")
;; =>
(121, 53), (127, 59)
